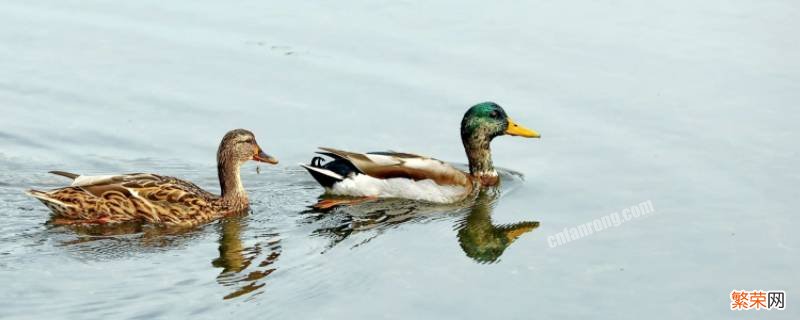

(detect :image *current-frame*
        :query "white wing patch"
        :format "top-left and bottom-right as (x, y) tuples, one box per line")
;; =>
(363, 154), (403, 166)
(401, 158), (457, 174)
(329, 174), (468, 203)
(70, 175), (121, 187)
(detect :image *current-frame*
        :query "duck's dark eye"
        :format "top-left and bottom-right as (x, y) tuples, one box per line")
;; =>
(489, 110), (500, 119)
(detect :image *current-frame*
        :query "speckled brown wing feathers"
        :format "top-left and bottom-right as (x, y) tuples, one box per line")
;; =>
(30, 173), (230, 226)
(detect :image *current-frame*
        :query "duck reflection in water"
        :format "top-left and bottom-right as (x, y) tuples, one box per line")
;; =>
(46, 214), (281, 301)
(49, 222), (205, 256)
(305, 175), (539, 263)
(455, 188), (539, 263)
(212, 215), (281, 300)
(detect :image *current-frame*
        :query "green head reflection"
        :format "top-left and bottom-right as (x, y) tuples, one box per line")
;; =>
(456, 189), (539, 263)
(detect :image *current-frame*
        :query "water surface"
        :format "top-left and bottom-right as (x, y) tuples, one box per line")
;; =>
(1, 0), (798, 319)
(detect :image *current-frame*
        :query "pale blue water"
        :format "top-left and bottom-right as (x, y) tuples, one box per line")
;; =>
(0, 0), (797, 319)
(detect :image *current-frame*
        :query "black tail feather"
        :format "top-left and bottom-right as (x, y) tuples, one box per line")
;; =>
(302, 155), (362, 188)
(311, 156), (325, 167)
(303, 166), (342, 189)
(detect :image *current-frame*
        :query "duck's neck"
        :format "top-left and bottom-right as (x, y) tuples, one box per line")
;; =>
(217, 158), (247, 203)
(462, 131), (497, 180)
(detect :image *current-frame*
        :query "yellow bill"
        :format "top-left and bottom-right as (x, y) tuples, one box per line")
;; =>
(505, 118), (540, 138)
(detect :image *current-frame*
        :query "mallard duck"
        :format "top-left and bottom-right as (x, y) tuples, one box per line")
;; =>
(26, 129), (278, 227)
(301, 102), (539, 205)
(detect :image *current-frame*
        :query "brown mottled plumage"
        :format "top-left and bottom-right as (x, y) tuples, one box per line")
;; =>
(27, 129), (278, 227)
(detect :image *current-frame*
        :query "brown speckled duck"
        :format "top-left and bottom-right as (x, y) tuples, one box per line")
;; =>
(26, 129), (278, 227)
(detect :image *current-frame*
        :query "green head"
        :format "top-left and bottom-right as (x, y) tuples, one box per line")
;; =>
(460, 102), (540, 140)
(460, 102), (540, 177)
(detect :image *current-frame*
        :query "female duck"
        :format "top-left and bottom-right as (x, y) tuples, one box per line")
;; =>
(27, 129), (278, 226)
(301, 102), (539, 206)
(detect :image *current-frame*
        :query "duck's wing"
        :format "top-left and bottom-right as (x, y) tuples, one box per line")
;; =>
(317, 147), (471, 187)
(28, 173), (217, 225)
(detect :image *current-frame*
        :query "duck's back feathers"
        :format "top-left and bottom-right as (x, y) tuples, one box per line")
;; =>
(28, 173), (222, 226)
(303, 148), (473, 203)
(317, 147), (471, 187)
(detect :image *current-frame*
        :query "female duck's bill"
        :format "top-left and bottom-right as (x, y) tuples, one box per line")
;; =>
(27, 128), (278, 226)
(253, 149), (278, 164)
(302, 101), (540, 207)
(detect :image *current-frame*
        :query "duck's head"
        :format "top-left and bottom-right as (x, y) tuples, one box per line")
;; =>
(217, 129), (278, 200)
(217, 129), (278, 166)
(460, 102), (539, 178)
(460, 102), (540, 141)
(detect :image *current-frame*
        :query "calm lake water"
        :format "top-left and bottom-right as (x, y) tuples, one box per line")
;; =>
(0, 1), (797, 319)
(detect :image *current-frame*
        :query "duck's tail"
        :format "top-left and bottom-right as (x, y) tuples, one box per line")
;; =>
(25, 189), (49, 200)
(300, 159), (344, 189)
(48, 171), (80, 180)
(25, 189), (74, 214)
